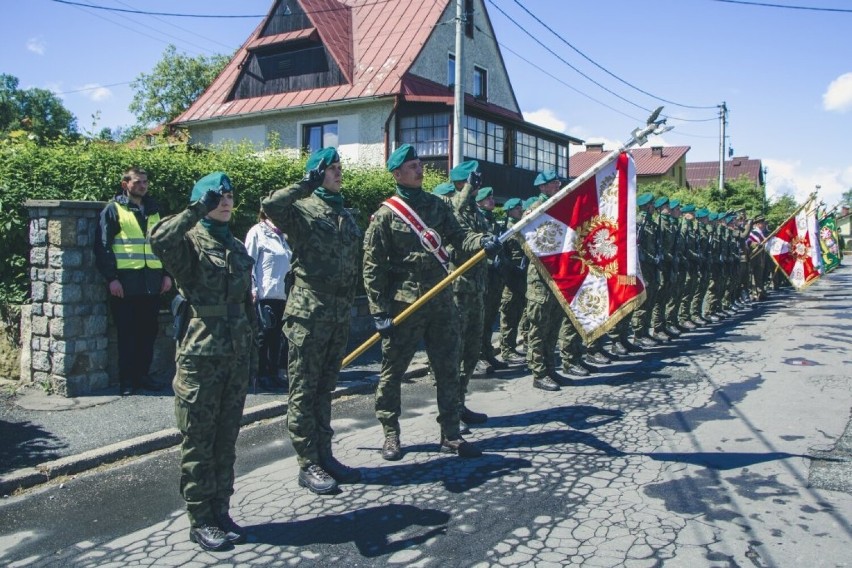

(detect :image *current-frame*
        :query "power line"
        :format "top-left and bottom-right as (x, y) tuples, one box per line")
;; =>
(504, 0), (717, 110)
(54, 82), (131, 95)
(709, 0), (852, 13)
(48, 0), (265, 18)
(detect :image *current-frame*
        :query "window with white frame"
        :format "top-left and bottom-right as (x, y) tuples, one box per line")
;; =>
(302, 121), (338, 154)
(464, 115), (504, 164)
(400, 113), (450, 157)
(515, 131), (569, 176)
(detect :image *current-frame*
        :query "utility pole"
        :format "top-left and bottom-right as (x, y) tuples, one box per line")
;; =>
(452, 0), (464, 168)
(718, 101), (727, 193)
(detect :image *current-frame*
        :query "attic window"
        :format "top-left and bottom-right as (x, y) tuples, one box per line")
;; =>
(257, 43), (328, 80)
(473, 66), (487, 100)
(464, 0), (474, 37)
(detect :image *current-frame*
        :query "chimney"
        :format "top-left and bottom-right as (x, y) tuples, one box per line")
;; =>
(651, 146), (664, 157)
(585, 143), (605, 153)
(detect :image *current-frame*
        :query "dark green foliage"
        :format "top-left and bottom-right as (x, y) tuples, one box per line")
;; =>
(0, 139), (448, 326)
(0, 74), (79, 143)
(639, 174), (772, 218)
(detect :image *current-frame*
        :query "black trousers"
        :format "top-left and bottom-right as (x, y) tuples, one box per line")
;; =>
(111, 295), (160, 388)
(257, 298), (286, 377)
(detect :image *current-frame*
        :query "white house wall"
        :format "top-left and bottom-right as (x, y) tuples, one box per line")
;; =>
(408, 0), (519, 114)
(186, 99), (394, 167)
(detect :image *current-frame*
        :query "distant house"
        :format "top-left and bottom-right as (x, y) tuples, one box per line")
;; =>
(570, 143), (691, 187)
(171, 0), (583, 199)
(686, 156), (765, 190)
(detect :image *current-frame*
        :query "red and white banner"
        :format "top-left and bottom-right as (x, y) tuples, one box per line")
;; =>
(518, 152), (645, 342)
(765, 201), (822, 290)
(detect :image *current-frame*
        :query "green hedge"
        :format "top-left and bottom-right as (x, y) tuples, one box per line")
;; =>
(0, 138), (444, 327)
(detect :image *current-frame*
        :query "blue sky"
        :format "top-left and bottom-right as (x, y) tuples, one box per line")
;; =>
(3, 0), (851, 207)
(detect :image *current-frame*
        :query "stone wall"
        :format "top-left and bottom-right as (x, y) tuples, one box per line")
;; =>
(20, 200), (176, 397)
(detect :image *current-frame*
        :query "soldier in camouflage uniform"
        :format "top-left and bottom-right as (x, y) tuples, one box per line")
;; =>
(662, 199), (685, 337)
(262, 147), (362, 495)
(498, 198), (528, 362)
(149, 172), (255, 552)
(676, 204), (700, 331)
(444, 160), (491, 433)
(477, 187), (511, 372)
(524, 170), (575, 391)
(650, 197), (674, 341)
(362, 144), (500, 460)
(630, 193), (661, 347)
(689, 208), (712, 325)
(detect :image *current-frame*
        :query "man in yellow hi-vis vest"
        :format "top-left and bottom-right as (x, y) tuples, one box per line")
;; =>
(95, 167), (172, 395)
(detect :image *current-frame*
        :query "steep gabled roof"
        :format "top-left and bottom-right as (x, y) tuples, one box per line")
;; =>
(569, 146), (690, 178)
(686, 156), (765, 189)
(174, 0), (452, 125)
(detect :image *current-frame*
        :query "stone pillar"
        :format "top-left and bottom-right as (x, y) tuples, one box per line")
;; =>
(22, 200), (109, 397)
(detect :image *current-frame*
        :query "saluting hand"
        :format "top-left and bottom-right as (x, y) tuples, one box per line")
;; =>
(303, 165), (326, 190)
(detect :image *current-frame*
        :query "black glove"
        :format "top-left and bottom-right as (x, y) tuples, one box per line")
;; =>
(201, 189), (222, 211)
(482, 235), (501, 258)
(302, 165), (326, 191)
(467, 171), (482, 190)
(373, 312), (393, 338)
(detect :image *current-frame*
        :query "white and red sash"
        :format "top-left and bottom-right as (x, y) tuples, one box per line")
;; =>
(381, 196), (451, 273)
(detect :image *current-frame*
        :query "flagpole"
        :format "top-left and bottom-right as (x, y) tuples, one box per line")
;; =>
(341, 108), (673, 368)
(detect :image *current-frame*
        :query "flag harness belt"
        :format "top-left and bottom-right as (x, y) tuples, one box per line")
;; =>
(381, 196), (451, 273)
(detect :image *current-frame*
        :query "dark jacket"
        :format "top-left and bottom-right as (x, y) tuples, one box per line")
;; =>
(94, 194), (166, 296)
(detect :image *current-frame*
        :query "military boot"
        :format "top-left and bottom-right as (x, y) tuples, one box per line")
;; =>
(563, 362), (590, 377)
(189, 525), (231, 551)
(381, 434), (402, 461)
(215, 511), (247, 544)
(320, 455), (362, 484)
(533, 375), (560, 391)
(440, 435), (483, 457)
(298, 464), (338, 494)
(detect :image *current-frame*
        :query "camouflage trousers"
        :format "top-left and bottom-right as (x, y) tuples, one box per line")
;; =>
(454, 289), (484, 407)
(499, 282), (526, 357)
(678, 266), (699, 322)
(559, 315), (583, 367)
(174, 353), (250, 527)
(480, 273), (503, 358)
(651, 263), (673, 331)
(284, 316), (349, 468)
(631, 260), (659, 335)
(665, 265), (686, 325)
(526, 294), (561, 379)
(376, 292), (461, 439)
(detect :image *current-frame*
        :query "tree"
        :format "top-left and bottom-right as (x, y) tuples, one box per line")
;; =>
(129, 45), (230, 128)
(766, 194), (799, 229)
(0, 74), (78, 142)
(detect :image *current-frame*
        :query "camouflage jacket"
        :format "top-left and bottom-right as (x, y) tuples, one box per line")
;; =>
(262, 181), (361, 323)
(637, 210), (659, 266)
(363, 187), (485, 314)
(149, 202), (256, 357)
(448, 182), (488, 295)
(501, 216), (528, 291)
(681, 220), (700, 264)
(525, 194), (557, 304)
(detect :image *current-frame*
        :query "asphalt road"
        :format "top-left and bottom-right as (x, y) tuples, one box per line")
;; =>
(1, 267), (850, 567)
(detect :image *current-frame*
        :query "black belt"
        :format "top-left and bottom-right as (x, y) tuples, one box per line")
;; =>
(189, 303), (244, 318)
(294, 277), (351, 296)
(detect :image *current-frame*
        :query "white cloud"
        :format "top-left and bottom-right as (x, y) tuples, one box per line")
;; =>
(822, 72), (852, 112)
(79, 84), (113, 102)
(764, 158), (850, 207)
(26, 36), (46, 55)
(523, 108), (566, 133)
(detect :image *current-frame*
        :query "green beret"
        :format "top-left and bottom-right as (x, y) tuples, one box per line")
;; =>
(387, 144), (418, 171)
(681, 203), (695, 213)
(432, 182), (456, 196)
(653, 196), (669, 208)
(708, 212), (718, 221)
(754, 215), (766, 223)
(503, 197), (523, 210)
(668, 198), (681, 209)
(522, 196), (538, 210)
(696, 208), (709, 219)
(476, 186), (493, 201)
(190, 172), (233, 203)
(533, 169), (565, 186)
(306, 147), (339, 173)
(449, 160), (479, 182)
(636, 193), (654, 207)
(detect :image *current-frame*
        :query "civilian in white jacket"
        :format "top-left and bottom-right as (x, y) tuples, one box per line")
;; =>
(245, 210), (293, 388)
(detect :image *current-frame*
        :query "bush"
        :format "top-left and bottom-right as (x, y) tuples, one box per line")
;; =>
(0, 138), (446, 335)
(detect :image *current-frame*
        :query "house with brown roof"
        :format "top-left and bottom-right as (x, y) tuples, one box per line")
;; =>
(686, 156), (765, 190)
(171, 0), (583, 199)
(570, 143), (691, 187)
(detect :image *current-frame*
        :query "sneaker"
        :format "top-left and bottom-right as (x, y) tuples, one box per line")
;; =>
(297, 464), (338, 495)
(215, 512), (247, 544)
(381, 435), (402, 461)
(533, 376), (560, 391)
(189, 525), (232, 551)
(461, 406), (488, 424)
(320, 455), (361, 484)
(440, 436), (482, 457)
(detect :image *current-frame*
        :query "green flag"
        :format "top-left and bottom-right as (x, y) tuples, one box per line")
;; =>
(818, 214), (841, 272)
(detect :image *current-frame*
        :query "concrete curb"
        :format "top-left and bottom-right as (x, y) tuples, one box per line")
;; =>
(0, 362), (429, 496)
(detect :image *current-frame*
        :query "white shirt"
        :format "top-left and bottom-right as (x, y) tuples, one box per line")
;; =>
(245, 220), (293, 300)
